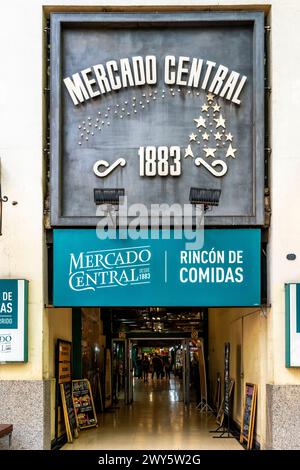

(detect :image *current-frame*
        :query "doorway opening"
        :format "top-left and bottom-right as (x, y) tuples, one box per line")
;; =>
(49, 304), (265, 450)
(109, 306), (208, 408)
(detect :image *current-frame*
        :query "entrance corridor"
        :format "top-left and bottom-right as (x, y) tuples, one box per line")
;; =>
(62, 377), (243, 450)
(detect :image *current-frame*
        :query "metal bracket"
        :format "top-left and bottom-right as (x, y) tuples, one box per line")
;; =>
(260, 305), (269, 318)
(0, 159), (8, 235)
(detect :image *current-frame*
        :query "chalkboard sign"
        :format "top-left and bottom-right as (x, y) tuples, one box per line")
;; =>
(60, 382), (78, 443)
(72, 379), (98, 429)
(58, 341), (71, 363)
(240, 383), (257, 450)
(55, 339), (73, 442)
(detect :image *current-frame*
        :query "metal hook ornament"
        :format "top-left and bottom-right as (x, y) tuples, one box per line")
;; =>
(194, 157), (228, 177)
(93, 158), (126, 178)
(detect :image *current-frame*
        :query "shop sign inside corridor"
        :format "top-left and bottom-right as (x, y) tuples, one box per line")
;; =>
(53, 229), (261, 307)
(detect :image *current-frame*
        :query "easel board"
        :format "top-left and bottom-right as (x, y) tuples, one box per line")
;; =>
(214, 373), (221, 411)
(58, 341), (71, 363)
(56, 339), (73, 442)
(105, 349), (112, 409)
(60, 382), (78, 443)
(240, 383), (257, 450)
(72, 379), (98, 429)
(216, 378), (234, 426)
(97, 372), (104, 412)
(198, 340), (207, 403)
(224, 342), (230, 416)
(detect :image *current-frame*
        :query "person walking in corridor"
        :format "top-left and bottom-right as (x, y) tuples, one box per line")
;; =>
(164, 358), (171, 380)
(152, 353), (163, 380)
(142, 355), (150, 382)
(136, 356), (143, 379)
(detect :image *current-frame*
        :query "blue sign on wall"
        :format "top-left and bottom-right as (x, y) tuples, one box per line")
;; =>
(53, 229), (261, 307)
(0, 279), (28, 362)
(0, 280), (18, 329)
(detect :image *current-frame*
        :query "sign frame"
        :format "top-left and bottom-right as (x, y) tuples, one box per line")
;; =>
(50, 11), (265, 227)
(53, 228), (261, 308)
(240, 382), (257, 450)
(0, 279), (28, 363)
(60, 382), (78, 443)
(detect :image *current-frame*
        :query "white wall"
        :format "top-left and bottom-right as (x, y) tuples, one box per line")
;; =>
(269, 1), (300, 384)
(0, 1), (44, 380)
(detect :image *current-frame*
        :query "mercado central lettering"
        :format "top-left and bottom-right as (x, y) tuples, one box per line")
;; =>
(67, 247), (245, 291)
(64, 54), (247, 106)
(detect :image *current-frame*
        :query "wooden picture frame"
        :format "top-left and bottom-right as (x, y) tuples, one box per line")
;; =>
(240, 383), (257, 450)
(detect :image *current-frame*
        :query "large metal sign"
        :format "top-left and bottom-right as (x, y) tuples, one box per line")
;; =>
(0, 279), (28, 362)
(53, 229), (261, 307)
(50, 12), (264, 227)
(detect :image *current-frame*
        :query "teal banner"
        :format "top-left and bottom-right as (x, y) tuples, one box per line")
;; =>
(0, 280), (18, 329)
(0, 279), (28, 362)
(53, 229), (261, 307)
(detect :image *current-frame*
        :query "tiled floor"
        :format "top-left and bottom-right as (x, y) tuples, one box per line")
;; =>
(62, 377), (243, 450)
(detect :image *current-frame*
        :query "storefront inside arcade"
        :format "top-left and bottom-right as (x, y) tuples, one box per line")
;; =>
(45, 10), (266, 451)
(47, 304), (266, 450)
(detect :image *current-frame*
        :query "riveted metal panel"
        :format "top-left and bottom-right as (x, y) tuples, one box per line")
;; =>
(50, 12), (264, 226)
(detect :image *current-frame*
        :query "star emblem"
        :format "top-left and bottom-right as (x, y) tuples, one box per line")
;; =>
(207, 93), (215, 102)
(225, 133), (233, 141)
(226, 143), (237, 158)
(212, 103), (221, 112)
(189, 133), (197, 142)
(194, 116), (206, 128)
(201, 104), (209, 112)
(184, 145), (195, 159)
(214, 132), (222, 141)
(202, 132), (210, 141)
(203, 147), (217, 158)
(214, 114), (226, 128)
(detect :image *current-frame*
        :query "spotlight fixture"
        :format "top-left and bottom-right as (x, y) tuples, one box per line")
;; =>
(94, 188), (125, 206)
(189, 187), (221, 212)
